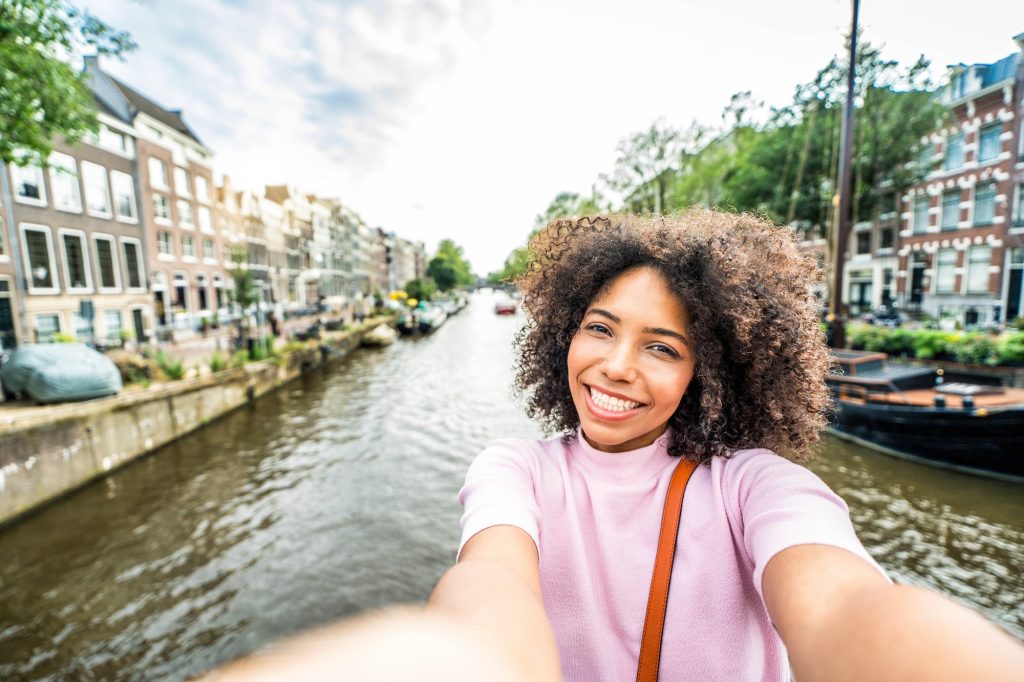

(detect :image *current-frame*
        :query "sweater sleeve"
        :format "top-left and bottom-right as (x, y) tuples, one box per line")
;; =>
(457, 439), (542, 560)
(726, 450), (888, 609)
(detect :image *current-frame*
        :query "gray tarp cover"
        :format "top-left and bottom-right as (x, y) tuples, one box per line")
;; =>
(1, 344), (122, 403)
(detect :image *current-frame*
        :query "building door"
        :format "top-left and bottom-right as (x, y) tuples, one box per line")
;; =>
(910, 254), (927, 305)
(132, 308), (146, 343)
(1007, 248), (1024, 322)
(0, 278), (16, 349)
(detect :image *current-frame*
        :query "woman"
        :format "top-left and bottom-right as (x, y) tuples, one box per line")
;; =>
(215, 211), (1022, 681)
(429, 212), (1024, 681)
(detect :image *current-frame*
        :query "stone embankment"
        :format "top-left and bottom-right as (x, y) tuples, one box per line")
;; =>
(0, 318), (393, 527)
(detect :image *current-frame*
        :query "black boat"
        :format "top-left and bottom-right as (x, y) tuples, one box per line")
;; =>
(828, 350), (1024, 481)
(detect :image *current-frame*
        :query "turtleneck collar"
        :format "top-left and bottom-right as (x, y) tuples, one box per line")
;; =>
(569, 427), (675, 485)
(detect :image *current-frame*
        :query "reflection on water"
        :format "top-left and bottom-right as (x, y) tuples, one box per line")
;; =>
(0, 291), (1020, 680)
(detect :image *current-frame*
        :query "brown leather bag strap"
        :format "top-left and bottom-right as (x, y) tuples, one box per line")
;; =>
(636, 458), (697, 682)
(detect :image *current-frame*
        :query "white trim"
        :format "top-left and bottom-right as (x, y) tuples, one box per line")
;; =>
(57, 227), (94, 293)
(120, 237), (147, 293)
(81, 160), (113, 219)
(148, 156), (170, 190)
(47, 152), (83, 214)
(33, 311), (64, 341)
(92, 232), (122, 293)
(9, 163), (47, 207)
(110, 170), (139, 224)
(19, 223), (60, 295)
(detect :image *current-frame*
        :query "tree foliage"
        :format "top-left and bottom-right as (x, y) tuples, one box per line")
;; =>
(427, 239), (474, 291)
(0, 0), (136, 164)
(404, 278), (435, 302)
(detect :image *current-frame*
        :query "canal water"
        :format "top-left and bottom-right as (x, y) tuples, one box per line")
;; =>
(1, 290), (1021, 680)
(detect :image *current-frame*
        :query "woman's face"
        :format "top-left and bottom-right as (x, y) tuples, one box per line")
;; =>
(567, 266), (696, 453)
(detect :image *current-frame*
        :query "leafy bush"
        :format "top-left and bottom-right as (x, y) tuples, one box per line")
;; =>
(230, 350), (250, 369)
(997, 333), (1024, 364)
(911, 330), (949, 360)
(156, 352), (186, 380)
(951, 333), (999, 366)
(53, 332), (76, 343)
(881, 328), (915, 356)
(208, 353), (227, 373)
(1009, 317), (1024, 331)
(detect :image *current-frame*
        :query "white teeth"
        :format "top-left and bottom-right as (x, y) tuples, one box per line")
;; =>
(589, 387), (641, 412)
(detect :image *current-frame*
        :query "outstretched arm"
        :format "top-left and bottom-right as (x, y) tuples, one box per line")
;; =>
(763, 544), (1024, 681)
(429, 524), (562, 681)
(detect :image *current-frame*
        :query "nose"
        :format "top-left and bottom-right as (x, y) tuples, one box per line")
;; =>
(601, 341), (637, 383)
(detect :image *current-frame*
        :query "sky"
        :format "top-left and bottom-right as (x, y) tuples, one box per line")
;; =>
(83, 0), (1024, 274)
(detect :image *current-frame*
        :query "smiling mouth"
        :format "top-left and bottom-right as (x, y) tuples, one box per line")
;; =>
(587, 385), (644, 413)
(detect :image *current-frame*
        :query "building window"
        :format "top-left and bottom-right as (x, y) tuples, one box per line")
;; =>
(912, 195), (930, 234)
(966, 245), (991, 294)
(93, 235), (120, 290)
(182, 234), (196, 258)
(195, 175), (210, 203)
(878, 228), (894, 251)
(10, 163), (47, 205)
(944, 132), (964, 171)
(203, 238), (215, 259)
(81, 161), (112, 217)
(198, 206), (213, 233)
(122, 240), (144, 289)
(157, 230), (173, 256)
(974, 182), (996, 226)
(172, 271), (189, 311)
(21, 224), (58, 293)
(48, 152), (82, 212)
(855, 231), (871, 255)
(149, 157), (169, 188)
(99, 126), (130, 155)
(174, 167), (191, 197)
(60, 229), (92, 291)
(72, 312), (94, 341)
(177, 200), (194, 228)
(35, 313), (61, 343)
(935, 248), (957, 294)
(104, 310), (123, 341)
(978, 123), (1001, 164)
(213, 274), (224, 309)
(917, 144), (933, 173)
(1013, 183), (1024, 228)
(154, 193), (171, 222)
(111, 171), (137, 221)
(941, 190), (959, 231)
(197, 272), (209, 311)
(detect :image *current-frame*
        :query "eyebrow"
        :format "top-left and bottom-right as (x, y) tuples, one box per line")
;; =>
(587, 308), (690, 346)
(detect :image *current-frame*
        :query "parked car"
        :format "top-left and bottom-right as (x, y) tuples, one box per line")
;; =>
(862, 306), (905, 328)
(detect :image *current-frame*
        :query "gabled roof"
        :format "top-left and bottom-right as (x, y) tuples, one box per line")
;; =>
(106, 75), (204, 145)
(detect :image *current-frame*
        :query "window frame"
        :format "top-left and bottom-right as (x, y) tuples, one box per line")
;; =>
(148, 157), (169, 190)
(912, 195), (930, 234)
(977, 123), (1001, 164)
(153, 192), (172, 224)
(944, 132), (965, 171)
(174, 166), (192, 197)
(181, 234), (196, 259)
(57, 227), (94, 293)
(34, 312), (63, 343)
(157, 230), (174, 258)
(81, 161), (113, 218)
(940, 190), (960, 231)
(965, 245), (992, 294)
(121, 237), (146, 292)
(48, 152), (82, 213)
(110, 170), (138, 223)
(973, 181), (997, 226)
(92, 233), (122, 293)
(934, 248), (958, 294)
(20, 223), (60, 295)
(177, 199), (195, 229)
(9, 163), (47, 207)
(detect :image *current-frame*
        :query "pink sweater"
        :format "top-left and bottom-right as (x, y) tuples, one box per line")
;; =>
(458, 431), (883, 681)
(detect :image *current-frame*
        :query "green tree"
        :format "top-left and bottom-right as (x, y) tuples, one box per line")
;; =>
(602, 121), (682, 214)
(0, 0), (136, 164)
(427, 239), (474, 291)
(533, 190), (605, 229)
(228, 247), (259, 349)
(404, 278), (435, 302)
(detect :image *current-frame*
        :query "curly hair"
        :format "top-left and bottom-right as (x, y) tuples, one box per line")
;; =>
(513, 210), (833, 463)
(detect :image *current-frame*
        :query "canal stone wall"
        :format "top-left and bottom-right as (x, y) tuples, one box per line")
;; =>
(0, 322), (384, 527)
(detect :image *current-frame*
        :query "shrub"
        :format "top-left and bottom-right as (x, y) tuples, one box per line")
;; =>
(997, 333), (1024, 365)
(208, 353), (227, 373)
(230, 349), (250, 369)
(53, 332), (76, 343)
(156, 352), (186, 380)
(911, 330), (949, 360)
(882, 328), (915, 356)
(952, 333), (1000, 366)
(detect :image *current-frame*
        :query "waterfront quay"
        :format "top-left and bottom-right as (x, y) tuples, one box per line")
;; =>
(0, 291), (1022, 680)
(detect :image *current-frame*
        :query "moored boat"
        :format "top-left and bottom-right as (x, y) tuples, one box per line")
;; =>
(828, 350), (1024, 481)
(494, 299), (516, 315)
(361, 323), (397, 347)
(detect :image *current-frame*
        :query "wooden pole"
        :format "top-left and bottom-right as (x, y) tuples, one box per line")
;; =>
(830, 0), (860, 319)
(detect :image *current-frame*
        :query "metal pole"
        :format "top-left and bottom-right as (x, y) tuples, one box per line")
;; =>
(830, 0), (860, 319)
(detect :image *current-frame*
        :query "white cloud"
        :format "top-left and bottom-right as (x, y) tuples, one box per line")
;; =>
(87, 0), (1022, 273)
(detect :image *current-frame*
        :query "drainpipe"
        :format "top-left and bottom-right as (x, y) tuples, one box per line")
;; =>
(0, 165), (30, 346)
